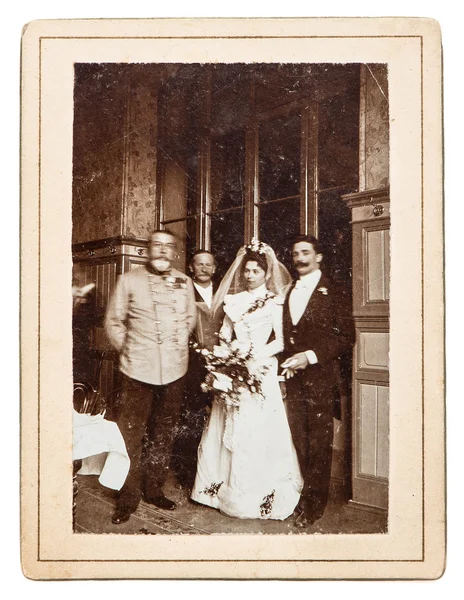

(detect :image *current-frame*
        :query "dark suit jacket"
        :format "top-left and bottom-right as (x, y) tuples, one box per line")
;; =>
(184, 280), (219, 411)
(191, 281), (219, 350)
(282, 272), (354, 403)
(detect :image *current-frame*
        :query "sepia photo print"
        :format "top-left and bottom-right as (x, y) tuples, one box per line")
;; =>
(21, 17), (444, 579)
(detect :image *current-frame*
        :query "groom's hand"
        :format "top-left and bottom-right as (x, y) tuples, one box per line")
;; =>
(281, 352), (309, 373)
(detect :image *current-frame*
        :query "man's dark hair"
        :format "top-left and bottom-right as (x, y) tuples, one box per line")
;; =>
(190, 249), (216, 264)
(291, 234), (324, 255)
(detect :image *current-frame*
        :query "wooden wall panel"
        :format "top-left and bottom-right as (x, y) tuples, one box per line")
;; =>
(359, 383), (377, 477)
(376, 386), (390, 479)
(366, 229), (389, 302)
(353, 380), (389, 508)
(343, 189), (390, 511)
(358, 331), (389, 371)
(349, 198), (390, 319)
(357, 382), (390, 479)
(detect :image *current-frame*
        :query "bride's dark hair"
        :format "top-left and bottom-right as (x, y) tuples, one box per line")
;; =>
(242, 250), (268, 274)
(211, 241), (292, 319)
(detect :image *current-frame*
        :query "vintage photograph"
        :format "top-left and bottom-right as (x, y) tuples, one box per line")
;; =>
(71, 61), (389, 536)
(20, 17), (444, 580)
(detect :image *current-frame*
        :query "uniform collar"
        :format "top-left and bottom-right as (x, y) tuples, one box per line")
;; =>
(146, 262), (172, 276)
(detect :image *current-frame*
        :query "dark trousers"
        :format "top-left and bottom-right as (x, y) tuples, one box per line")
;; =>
(172, 352), (211, 489)
(285, 377), (334, 518)
(115, 373), (184, 511)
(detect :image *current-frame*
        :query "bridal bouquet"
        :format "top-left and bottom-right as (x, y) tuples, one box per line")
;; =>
(193, 340), (268, 408)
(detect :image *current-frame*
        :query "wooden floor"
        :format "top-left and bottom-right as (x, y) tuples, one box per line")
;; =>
(74, 473), (387, 536)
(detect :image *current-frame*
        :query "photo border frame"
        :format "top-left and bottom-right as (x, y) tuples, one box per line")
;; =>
(20, 16), (445, 580)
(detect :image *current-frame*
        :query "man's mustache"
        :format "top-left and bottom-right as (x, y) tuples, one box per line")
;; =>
(295, 261), (309, 268)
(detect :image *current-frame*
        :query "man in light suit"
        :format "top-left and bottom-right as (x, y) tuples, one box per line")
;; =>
(105, 229), (196, 524)
(173, 250), (219, 489)
(281, 235), (354, 528)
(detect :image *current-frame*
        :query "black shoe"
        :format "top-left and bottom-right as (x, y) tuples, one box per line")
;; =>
(144, 495), (177, 510)
(111, 506), (134, 525)
(294, 511), (319, 529)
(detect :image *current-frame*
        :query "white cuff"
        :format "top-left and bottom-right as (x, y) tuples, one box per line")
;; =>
(305, 350), (318, 365)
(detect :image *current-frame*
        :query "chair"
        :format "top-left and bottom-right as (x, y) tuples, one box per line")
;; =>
(73, 348), (105, 415)
(72, 348), (104, 528)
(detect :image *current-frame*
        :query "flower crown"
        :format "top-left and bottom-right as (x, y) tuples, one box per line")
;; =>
(245, 238), (267, 254)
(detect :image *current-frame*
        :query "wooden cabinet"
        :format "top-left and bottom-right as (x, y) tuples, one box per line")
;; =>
(72, 237), (148, 412)
(342, 188), (389, 511)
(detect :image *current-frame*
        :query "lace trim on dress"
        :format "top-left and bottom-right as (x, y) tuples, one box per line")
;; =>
(224, 291), (278, 324)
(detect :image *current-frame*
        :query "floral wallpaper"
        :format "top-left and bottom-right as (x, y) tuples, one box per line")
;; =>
(72, 65), (161, 244)
(123, 67), (159, 239)
(72, 64), (127, 244)
(361, 64), (389, 191)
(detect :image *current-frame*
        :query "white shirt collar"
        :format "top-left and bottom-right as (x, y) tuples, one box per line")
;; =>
(295, 269), (322, 288)
(193, 281), (213, 308)
(194, 281), (213, 291)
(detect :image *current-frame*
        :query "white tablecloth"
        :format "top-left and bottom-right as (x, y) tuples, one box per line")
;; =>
(73, 410), (130, 491)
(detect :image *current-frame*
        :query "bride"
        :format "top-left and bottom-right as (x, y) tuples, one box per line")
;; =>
(191, 241), (303, 520)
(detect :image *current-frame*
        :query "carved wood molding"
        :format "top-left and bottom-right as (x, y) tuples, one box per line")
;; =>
(72, 236), (148, 261)
(342, 187), (390, 224)
(341, 186), (390, 208)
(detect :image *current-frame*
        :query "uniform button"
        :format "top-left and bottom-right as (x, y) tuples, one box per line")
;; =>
(157, 340), (163, 344)
(156, 331), (162, 335)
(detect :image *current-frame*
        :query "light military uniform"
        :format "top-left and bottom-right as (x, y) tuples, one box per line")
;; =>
(104, 264), (196, 509)
(105, 265), (196, 385)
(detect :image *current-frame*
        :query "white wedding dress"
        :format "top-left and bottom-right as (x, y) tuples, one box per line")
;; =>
(191, 284), (303, 520)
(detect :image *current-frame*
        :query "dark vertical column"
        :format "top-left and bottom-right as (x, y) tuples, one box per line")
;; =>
(200, 67), (212, 250)
(300, 101), (319, 237)
(244, 124), (259, 243)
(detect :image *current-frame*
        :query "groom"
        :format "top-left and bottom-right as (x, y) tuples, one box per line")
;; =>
(281, 235), (354, 528)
